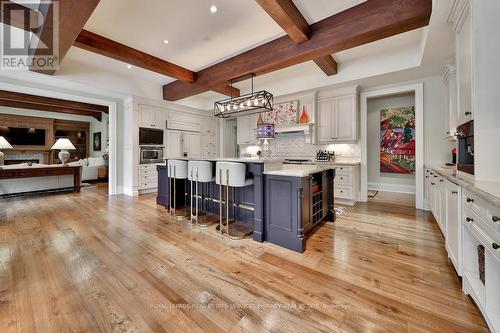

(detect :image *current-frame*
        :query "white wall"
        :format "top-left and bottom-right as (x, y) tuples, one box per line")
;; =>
(367, 93), (416, 193)
(0, 106), (108, 157)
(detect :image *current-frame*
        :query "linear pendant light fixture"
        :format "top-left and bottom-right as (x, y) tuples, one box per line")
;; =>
(214, 73), (273, 118)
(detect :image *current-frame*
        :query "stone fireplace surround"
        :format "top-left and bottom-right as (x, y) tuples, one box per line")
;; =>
(4, 151), (49, 165)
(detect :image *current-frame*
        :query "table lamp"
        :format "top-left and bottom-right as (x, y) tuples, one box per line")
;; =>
(0, 136), (13, 166)
(51, 138), (76, 164)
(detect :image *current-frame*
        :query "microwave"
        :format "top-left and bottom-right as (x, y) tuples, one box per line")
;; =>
(140, 146), (164, 164)
(139, 128), (164, 145)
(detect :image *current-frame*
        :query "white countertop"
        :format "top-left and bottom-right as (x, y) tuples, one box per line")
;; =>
(426, 164), (500, 209)
(263, 165), (334, 177)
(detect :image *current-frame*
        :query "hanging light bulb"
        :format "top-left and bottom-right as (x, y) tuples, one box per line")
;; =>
(240, 102), (244, 109)
(253, 99), (258, 106)
(247, 100), (252, 107)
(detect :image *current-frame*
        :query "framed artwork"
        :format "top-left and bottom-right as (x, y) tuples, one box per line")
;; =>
(380, 106), (415, 174)
(263, 100), (298, 125)
(93, 132), (102, 151)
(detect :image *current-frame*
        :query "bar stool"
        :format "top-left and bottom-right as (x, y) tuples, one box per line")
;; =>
(215, 162), (254, 239)
(188, 160), (214, 226)
(168, 159), (188, 220)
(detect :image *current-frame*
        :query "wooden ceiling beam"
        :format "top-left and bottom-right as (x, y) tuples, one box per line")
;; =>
(0, 0), (39, 32)
(255, 0), (310, 43)
(255, 0), (338, 76)
(213, 85), (241, 98)
(30, 0), (101, 75)
(0, 90), (108, 121)
(313, 56), (338, 76)
(75, 29), (195, 83)
(163, 0), (431, 101)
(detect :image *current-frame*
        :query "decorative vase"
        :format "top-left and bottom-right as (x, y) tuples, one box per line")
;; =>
(299, 106), (309, 124)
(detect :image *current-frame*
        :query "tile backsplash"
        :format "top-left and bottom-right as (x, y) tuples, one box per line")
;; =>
(239, 132), (361, 158)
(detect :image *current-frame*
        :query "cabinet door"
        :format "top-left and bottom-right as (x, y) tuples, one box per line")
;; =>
(445, 180), (461, 274)
(334, 94), (357, 141)
(154, 108), (167, 129)
(186, 133), (201, 158)
(237, 115), (251, 145)
(318, 99), (333, 142)
(438, 179), (447, 234)
(139, 106), (156, 128)
(166, 131), (183, 158)
(457, 7), (472, 125)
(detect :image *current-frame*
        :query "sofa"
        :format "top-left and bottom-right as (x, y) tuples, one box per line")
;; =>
(67, 157), (106, 181)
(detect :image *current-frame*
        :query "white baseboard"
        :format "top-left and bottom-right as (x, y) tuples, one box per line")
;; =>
(368, 182), (416, 194)
(123, 186), (139, 197)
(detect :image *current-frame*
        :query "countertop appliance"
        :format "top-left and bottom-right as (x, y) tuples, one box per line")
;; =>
(140, 146), (164, 164)
(315, 150), (335, 162)
(457, 120), (474, 175)
(139, 128), (164, 146)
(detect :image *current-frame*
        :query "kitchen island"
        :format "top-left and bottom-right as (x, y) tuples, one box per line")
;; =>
(157, 158), (335, 252)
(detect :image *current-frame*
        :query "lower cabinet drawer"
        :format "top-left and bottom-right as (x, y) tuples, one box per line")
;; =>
(335, 186), (353, 200)
(139, 181), (157, 190)
(336, 173), (353, 186)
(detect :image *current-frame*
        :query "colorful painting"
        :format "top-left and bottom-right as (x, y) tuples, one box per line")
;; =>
(263, 100), (298, 125)
(380, 106), (415, 174)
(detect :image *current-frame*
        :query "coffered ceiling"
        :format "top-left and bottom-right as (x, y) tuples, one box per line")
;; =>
(2, 0), (453, 109)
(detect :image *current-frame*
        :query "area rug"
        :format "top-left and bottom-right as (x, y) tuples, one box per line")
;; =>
(368, 190), (379, 198)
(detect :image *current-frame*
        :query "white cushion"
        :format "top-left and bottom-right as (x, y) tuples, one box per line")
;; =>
(167, 160), (188, 179)
(216, 162), (253, 187)
(188, 161), (213, 182)
(67, 161), (82, 167)
(87, 157), (104, 167)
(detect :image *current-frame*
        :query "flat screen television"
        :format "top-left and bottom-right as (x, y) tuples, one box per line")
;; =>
(0, 127), (46, 146)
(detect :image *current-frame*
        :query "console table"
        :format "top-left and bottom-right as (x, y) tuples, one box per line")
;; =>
(0, 166), (81, 194)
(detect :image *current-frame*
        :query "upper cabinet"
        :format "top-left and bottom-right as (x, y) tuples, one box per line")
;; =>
(317, 91), (358, 143)
(139, 105), (167, 129)
(237, 114), (258, 145)
(167, 111), (201, 132)
(443, 65), (458, 139)
(454, 1), (473, 125)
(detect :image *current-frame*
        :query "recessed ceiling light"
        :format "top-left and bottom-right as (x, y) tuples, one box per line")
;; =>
(163, 39), (169, 44)
(127, 64), (132, 69)
(210, 5), (217, 13)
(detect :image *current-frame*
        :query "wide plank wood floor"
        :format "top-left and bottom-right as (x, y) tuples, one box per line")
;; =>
(0, 185), (488, 332)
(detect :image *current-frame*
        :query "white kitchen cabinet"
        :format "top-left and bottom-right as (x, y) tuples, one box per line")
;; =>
(139, 105), (167, 129)
(333, 165), (359, 206)
(445, 179), (462, 275)
(168, 111), (201, 132)
(443, 65), (458, 138)
(237, 114), (257, 145)
(166, 130), (201, 158)
(166, 130), (183, 158)
(318, 93), (357, 143)
(201, 117), (217, 136)
(185, 132), (201, 158)
(456, 4), (473, 125)
(318, 99), (333, 142)
(138, 163), (160, 191)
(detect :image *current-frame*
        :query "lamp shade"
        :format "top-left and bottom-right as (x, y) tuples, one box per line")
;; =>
(51, 138), (76, 150)
(0, 136), (13, 149)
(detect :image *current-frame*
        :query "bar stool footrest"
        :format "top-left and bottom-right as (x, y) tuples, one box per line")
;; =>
(216, 220), (253, 240)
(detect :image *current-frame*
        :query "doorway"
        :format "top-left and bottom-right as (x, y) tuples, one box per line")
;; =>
(360, 83), (424, 209)
(223, 118), (238, 158)
(367, 92), (416, 195)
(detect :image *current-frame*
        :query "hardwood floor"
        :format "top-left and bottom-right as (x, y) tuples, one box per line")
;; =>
(0, 186), (488, 332)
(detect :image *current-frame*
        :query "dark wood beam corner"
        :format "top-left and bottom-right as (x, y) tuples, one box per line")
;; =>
(255, 0), (310, 43)
(213, 85), (241, 98)
(30, 0), (101, 75)
(313, 56), (338, 76)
